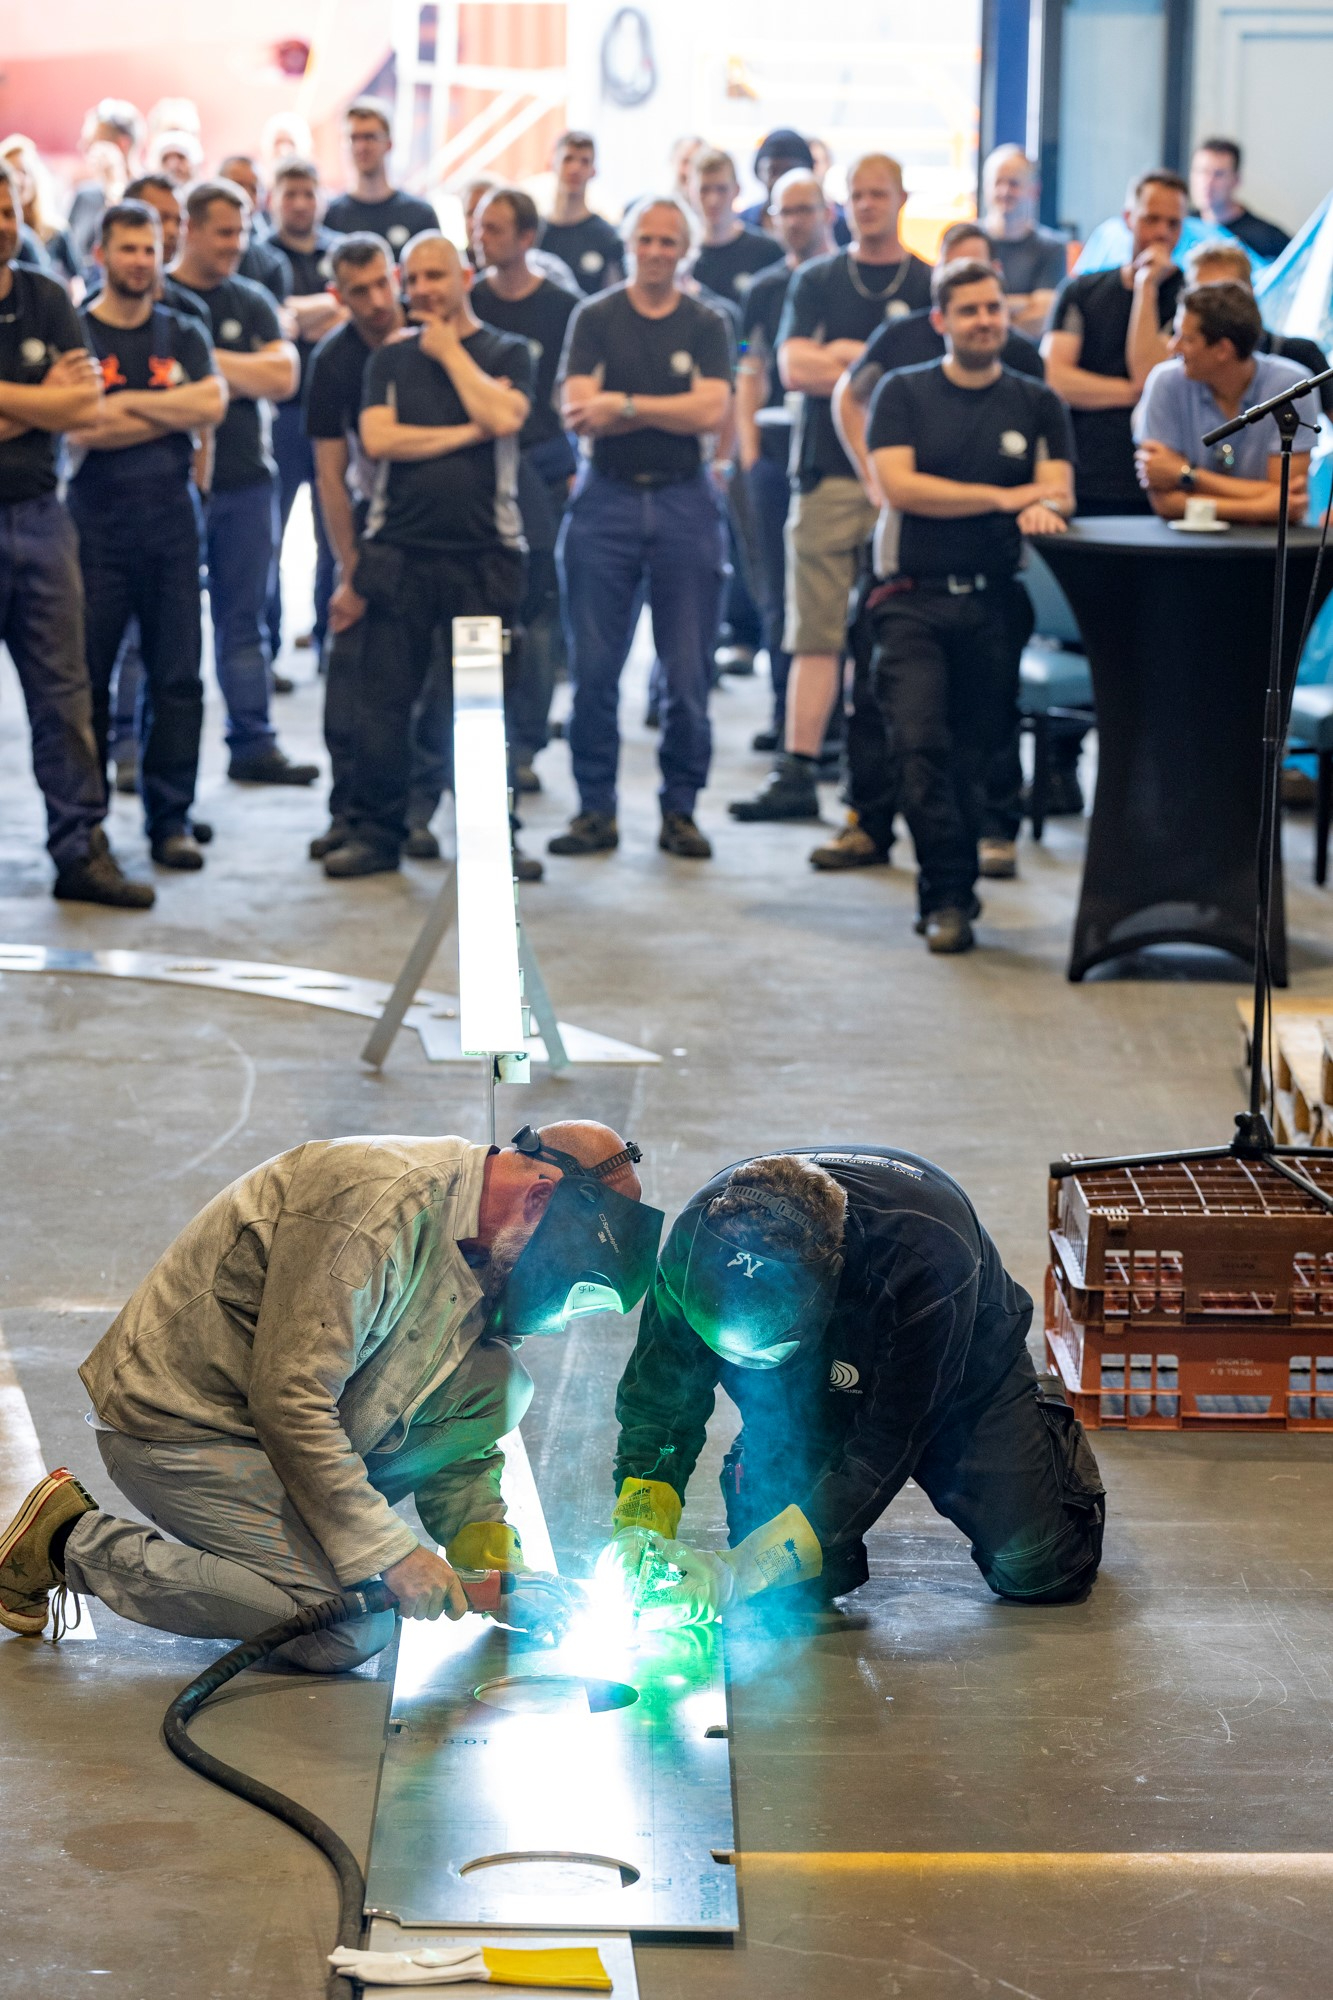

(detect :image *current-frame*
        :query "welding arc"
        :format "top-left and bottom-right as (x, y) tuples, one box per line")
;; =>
(162, 1583), (398, 2000)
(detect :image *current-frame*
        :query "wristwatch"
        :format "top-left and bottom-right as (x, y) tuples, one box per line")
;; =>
(1178, 464), (1198, 492)
(621, 394), (638, 420)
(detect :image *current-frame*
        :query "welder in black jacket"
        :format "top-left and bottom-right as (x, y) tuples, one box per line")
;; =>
(607, 1146), (1104, 1621)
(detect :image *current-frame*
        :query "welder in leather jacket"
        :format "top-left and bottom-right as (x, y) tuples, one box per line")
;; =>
(607, 1145), (1104, 1620)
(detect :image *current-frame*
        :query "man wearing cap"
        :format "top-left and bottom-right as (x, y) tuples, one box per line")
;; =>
(741, 130), (851, 247)
(0, 1123), (662, 1668)
(606, 1148), (1104, 1622)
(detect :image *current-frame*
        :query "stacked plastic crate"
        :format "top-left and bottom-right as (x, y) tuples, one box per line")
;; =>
(1045, 1157), (1333, 1429)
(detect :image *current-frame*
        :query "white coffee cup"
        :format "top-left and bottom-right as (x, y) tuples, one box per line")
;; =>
(1184, 495), (1218, 528)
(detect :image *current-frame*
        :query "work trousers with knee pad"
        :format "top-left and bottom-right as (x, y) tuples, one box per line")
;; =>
(721, 1341), (1104, 1606)
(61, 1338), (533, 1671)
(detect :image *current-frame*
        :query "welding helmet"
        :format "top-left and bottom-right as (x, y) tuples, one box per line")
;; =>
(679, 1186), (841, 1370)
(485, 1128), (665, 1337)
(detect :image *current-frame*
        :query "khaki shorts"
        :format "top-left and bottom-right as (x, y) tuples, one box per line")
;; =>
(783, 476), (878, 655)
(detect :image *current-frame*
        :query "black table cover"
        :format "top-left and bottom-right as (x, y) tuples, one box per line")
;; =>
(1033, 518), (1333, 982)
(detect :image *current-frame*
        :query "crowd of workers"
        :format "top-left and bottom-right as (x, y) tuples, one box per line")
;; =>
(0, 96), (1312, 949)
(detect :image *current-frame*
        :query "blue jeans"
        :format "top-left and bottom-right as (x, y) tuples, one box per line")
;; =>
(267, 397), (334, 657)
(747, 451), (793, 732)
(68, 481), (204, 840)
(0, 493), (105, 868)
(558, 469), (726, 816)
(205, 480), (278, 757)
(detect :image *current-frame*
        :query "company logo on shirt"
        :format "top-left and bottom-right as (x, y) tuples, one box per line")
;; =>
(670, 350), (693, 375)
(149, 356), (184, 388)
(580, 251), (605, 273)
(999, 430), (1028, 458)
(526, 337), (544, 366)
(387, 224), (410, 248)
(20, 337), (48, 366)
(830, 1360), (861, 1392)
(219, 317), (243, 342)
(734, 271), (755, 296)
(100, 354), (127, 390)
(884, 299), (912, 322)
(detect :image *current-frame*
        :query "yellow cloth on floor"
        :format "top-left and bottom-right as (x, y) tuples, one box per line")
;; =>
(481, 1945), (612, 1991)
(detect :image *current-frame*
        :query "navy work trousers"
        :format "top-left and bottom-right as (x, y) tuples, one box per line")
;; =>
(205, 479), (279, 758)
(559, 469), (726, 818)
(267, 398), (334, 658)
(69, 481), (203, 841)
(746, 450), (793, 732)
(0, 493), (105, 868)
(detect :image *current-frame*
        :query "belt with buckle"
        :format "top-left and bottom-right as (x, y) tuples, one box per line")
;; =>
(866, 573), (992, 613)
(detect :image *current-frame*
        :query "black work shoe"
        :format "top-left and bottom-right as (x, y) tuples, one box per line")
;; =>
(659, 811), (712, 859)
(151, 833), (205, 871)
(1022, 771), (1084, 818)
(271, 670), (295, 695)
(113, 753), (138, 795)
(403, 825), (442, 860)
(751, 727), (780, 754)
(229, 747), (319, 785)
(309, 818), (350, 860)
(324, 840), (399, 879)
(914, 894), (981, 936)
(549, 812), (619, 856)
(190, 820), (214, 845)
(809, 819), (889, 870)
(54, 837), (155, 909)
(729, 755), (821, 822)
(924, 907), (976, 954)
(512, 842), (544, 882)
(515, 763), (541, 794)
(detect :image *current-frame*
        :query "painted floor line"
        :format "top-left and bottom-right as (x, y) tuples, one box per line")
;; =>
(728, 1850), (1333, 1873)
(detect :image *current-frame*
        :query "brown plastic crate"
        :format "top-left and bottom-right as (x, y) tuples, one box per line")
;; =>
(1049, 1232), (1333, 1328)
(1044, 1267), (1333, 1431)
(1049, 1157), (1333, 1314)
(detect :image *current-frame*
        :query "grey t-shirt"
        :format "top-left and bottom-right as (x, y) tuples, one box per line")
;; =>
(991, 227), (1068, 298)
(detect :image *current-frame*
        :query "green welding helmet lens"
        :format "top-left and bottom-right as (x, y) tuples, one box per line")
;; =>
(487, 1130), (665, 1337)
(679, 1208), (838, 1370)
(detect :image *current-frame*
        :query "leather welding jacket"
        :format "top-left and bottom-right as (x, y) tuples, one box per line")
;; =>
(614, 1147), (1033, 1562)
(80, 1137), (499, 1585)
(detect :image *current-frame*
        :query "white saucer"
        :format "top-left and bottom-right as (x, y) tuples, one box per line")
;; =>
(1168, 519), (1231, 533)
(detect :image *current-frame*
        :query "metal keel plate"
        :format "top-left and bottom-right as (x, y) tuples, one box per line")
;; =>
(364, 1611), (738, 1933)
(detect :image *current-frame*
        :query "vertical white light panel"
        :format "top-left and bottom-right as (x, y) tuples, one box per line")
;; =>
(451, 617), (527, 1065)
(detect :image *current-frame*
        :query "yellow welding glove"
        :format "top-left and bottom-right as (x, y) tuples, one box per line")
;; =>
(483, 1944), (612, 1990)
(445, 1520), (524, 1573)
(610, 1477), (682, 1539)
(642, 1505), (824, 1628)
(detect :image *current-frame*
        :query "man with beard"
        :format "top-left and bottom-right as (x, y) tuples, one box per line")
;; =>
(0, 1124), (662, 1669)
(865, 259), (1073, 954)
(68, 202), (225, 871)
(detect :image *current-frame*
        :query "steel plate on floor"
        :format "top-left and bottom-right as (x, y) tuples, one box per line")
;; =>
(364, 1606), (737, 1933)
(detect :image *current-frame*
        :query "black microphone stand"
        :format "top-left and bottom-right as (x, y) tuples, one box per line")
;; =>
(1050, 361), (1333, 1210)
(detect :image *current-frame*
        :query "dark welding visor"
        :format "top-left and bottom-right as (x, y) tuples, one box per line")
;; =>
(679, 1198), (839, 1370)
(486, 1128), (665, 1336)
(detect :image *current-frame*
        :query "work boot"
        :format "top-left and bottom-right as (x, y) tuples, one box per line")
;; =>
(728, 754), (821, 822)
(659, 811), (712, 859)
(113, 750), (138, 795)
(0, 1469), (96, 1637)
(403, 825), (442, 860)
(512, 841), (544, 882)
(228, 747), (319, 785)
(751, 727), (780, 754)
(978, 837), (1018, 879)
(809, 816), (889, 871)
(924, 907), (976, 954)
(548, 811), (619, 856)
(309, 817), (350, 860)
(324, 839), (400, 879)
(1022, 770), (1083, 818)
(271, 670), (295, 695)
(914, 894), (981, 936)
(515, 762), (541, 794)
(151, 831), (205, 871)
(53, 830), (155, 909)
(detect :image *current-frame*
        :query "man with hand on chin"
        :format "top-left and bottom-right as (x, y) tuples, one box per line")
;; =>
(867, 258), (1074, 954)
(330, 229), (532, 879)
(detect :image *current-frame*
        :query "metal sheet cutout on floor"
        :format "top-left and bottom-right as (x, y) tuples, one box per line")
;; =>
(363, 1603), (738, 1933)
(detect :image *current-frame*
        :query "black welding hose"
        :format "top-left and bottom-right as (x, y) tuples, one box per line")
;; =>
(162, 1582), (398, 2000)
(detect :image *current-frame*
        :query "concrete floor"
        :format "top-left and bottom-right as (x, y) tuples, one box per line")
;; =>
(5, 541), (1333, 1999)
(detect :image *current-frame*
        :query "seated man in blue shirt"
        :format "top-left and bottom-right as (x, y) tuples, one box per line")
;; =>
(1133, 281), (1317, 522)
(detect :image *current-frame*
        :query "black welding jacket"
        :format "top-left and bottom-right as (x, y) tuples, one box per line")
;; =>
(613, 1147), (1034, 1554)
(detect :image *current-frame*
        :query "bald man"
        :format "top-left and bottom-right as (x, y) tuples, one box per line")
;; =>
(0, 1123), (652, 1669)
(330, 229), (532, 880)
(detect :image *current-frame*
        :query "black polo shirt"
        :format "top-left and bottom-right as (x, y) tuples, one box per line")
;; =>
(73, 303), (213, 499)
(303, 318), (379, 506)
(777, 248), (935, 486)
(866, 360), (1074, 579)
(1046, 266), (1182, 508)
(693, 226), (785, 309)
(537, 215), (624, 295)
(362, 324), (532, 551)
(559, 284), (733, 483)
(323, 190), (438, 258)
(184, 274), (285, 491)
(0, 263), (83, 503)
(851, 309), (1044, 402)
(470, 274), (579, 454)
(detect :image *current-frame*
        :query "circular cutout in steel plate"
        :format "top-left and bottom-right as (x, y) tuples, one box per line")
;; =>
(472, 1674), (638, 1715)
(460, 1850), (641, 1895)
